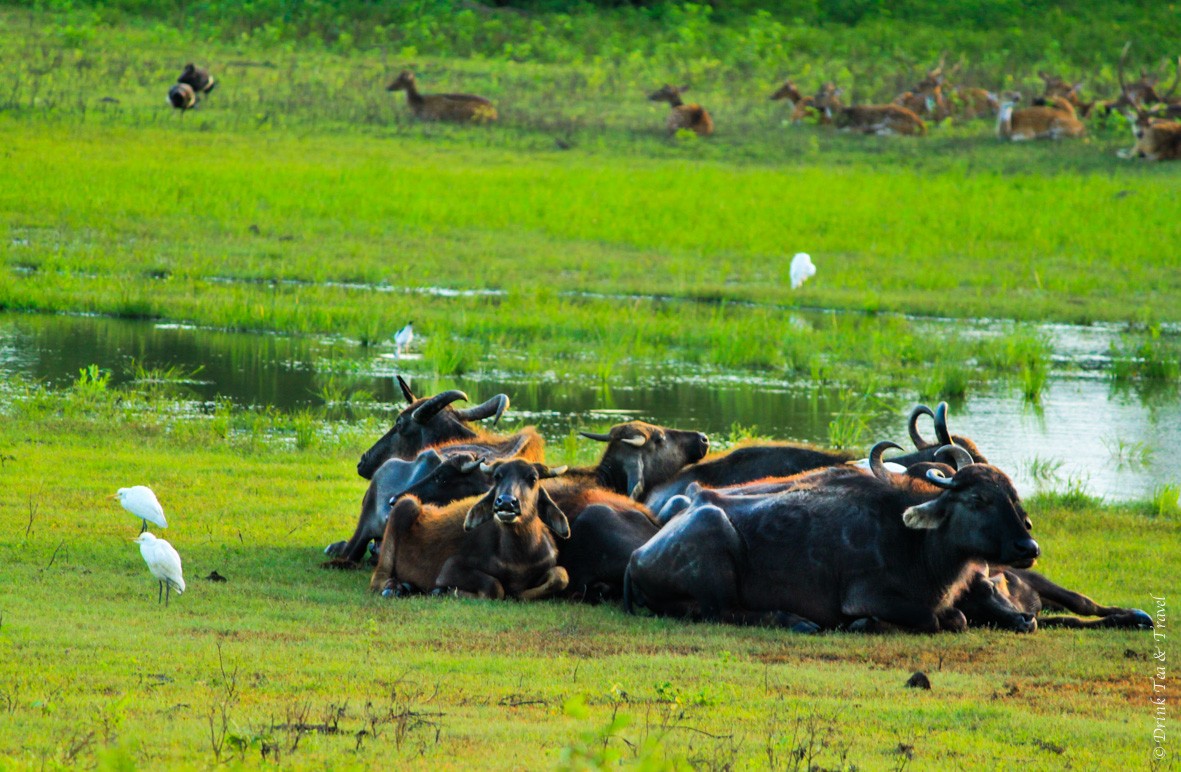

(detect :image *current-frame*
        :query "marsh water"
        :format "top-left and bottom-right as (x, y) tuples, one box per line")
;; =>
(2, 311), (1178, 502)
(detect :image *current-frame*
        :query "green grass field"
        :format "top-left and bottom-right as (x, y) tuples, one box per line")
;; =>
(0, 385), (1176, 768)
(1, 1), (1179, 767)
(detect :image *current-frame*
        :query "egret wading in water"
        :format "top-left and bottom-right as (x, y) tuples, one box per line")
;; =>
(134, 532), (186, 606)
(112, 486), (167, 533)
(394, 321), (414, 358)
(790, 252), (816, 289)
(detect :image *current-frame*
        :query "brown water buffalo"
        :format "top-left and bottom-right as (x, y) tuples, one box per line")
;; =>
(625, 442), (1039, 633)
(434, 460), (570, 599)
(372, 461), (569, 600)
(356, 377), (510, 479)
(326, 427), (544, 567)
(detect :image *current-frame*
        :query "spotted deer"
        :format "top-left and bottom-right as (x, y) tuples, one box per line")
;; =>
(996, 92), (1085, 140)
(386, 70), (497, 123)
(648, 84), (714, 136)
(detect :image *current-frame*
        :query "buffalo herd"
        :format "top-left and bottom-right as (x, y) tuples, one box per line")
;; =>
(324, 378), (1152, 634)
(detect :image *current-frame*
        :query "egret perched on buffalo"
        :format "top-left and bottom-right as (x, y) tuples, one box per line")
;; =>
(113, 486), (167, 533)
(394, 321), (414, 358)
(134, 532), (186, 606)
(790, 252), (816, 289)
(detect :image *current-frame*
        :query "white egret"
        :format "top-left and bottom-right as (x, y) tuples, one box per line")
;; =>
(112, 486), (167, 533)
(394, 321), (414, 358)
(790, 252), (816, 289)
(134, 532), (186, 606)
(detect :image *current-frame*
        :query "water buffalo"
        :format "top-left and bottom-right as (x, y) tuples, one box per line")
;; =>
(645, 403), (985, 524)
(957, 566), (1154, 630)
(356, 376), (510, 479)
(372, 460), (570, 600)
(372, 419), (706, 598)
(625, 442), (1039, 633)
(434, 460), (571, 600)
(326, 427), (544, 567)
(577, 421), (710, 500)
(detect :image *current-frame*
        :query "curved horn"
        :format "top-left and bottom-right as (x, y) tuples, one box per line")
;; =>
(925, 468), (956, 489)
(542, 465), (568, 478)
(933, 402), (953, 446)
(579, 430), (613, 442)
(411, 390), (468, 425)
(479, 461), (496, 474)
(907, 404), (936, 449)
(458, 457), (484, 474)
(935, 444), (974, 471)
(453, 393), (509, 426)
(397, 375), (415, 404)
(869, 441), (904, 482)
(621, 436), (647, 448)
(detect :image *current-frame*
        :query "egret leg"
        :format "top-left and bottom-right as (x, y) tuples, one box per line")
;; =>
(140, 520), (148, 534)
(165, 583), (171, 607)
(158, 581), (164, 604)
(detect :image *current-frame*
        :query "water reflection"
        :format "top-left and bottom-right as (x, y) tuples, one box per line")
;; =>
(1, 312), (1177, 501)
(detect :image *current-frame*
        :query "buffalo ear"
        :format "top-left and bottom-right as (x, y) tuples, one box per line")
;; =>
(536, 488), (570, 539)
(902, 499), (947, 530)
(464, 491), (496, 532)
(391, 496), (423, 537)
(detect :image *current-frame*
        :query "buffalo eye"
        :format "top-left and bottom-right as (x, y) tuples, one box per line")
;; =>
(1024, 517), (1033, 531)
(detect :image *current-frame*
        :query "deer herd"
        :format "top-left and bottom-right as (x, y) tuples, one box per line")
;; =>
(166, 42), (1180, 160)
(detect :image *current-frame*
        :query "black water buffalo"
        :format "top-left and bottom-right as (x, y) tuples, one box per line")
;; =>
(356, 376), (510, 480)
(326, 427), (544, 567)
(643, 403), (985, 523)
(957, 566), (1153, 630)
(625, 442), (1039, 633)
(577, 421), (710, 499)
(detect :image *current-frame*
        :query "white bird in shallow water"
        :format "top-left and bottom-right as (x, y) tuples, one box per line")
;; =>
(790, 252), (816, 289)
(134, 532), (186, 606)
(112, 486), (167, 533)
(394, 321), (414, 358)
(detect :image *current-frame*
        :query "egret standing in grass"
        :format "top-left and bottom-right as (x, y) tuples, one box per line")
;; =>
(394, 321), (414, 358)
(790, 252), (816, 289)
(134, 532), (185, 606)
(112, 486), (167, 533)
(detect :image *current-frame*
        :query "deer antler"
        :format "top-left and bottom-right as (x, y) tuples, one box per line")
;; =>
(1164, 55), (1181, 101)
(1117, 41), (1132, 100)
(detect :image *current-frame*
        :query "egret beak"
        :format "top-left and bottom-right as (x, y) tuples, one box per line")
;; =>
(108, 494), (119, 500)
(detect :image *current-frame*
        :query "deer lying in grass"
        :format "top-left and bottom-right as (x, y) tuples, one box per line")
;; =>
(1037, 71), (1093, 117)
(815, 87), (927, 136)
(648, 84), (714, 136)
(386, 70), (498, 123)
(1119, 109), (1181, 160)
(895, 59), (996, 121)
(770, 80), (831, 124)
(996, 92), (1085, 140)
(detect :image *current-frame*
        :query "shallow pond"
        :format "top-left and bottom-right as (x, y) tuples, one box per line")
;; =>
(2, 312), (1177, 502)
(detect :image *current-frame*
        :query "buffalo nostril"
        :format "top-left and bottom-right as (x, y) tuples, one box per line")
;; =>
(1015, 538), (1040, 558)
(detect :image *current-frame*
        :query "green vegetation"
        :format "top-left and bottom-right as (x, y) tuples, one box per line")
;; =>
(0, 379), (1176, 768)
(0, 2), (1179, 766)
